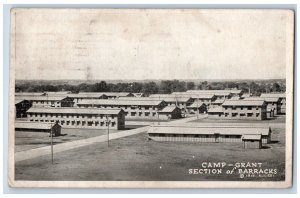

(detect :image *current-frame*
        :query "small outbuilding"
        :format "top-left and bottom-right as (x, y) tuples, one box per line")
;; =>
(15, 121), (62, 136)
(186, 102), (207, 114)
(242, 134), (262, 149)
(158, 106), (182, 120)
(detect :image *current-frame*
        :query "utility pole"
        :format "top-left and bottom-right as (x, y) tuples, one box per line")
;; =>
(197, 96), (199, 119)
(50, 124), (54, 164)
(105, 116), (111, 147)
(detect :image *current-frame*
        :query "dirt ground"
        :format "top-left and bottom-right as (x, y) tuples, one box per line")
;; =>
(15, 123), (286, 181)
(15, 128), (129, 152)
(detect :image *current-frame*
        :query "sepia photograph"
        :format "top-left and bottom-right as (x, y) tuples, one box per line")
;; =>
(8, 8), (294, 188)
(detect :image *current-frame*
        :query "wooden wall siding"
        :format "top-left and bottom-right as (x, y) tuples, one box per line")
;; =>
(27, 113), (124, 130)
(244, 141), (262, 149)
(149, 134), (271, 144)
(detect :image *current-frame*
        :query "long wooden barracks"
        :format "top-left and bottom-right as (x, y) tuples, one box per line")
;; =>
(15, 96), (74, 108)
(76, 99), (170, 120)
(208, 100), (267, 120)
(26, 107), (126, 130)
(147, 124), (271, 145)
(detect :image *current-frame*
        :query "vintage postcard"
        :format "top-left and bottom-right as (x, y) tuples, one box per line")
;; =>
(8, 8), (294, 188)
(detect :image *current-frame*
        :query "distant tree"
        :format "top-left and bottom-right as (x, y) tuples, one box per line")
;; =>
(92, 81), (108, 92)
(187, 82), (195, 90)
(271, 82), (281, 92)
(198, 81), (208, 90)
(142, 82), (159, 95)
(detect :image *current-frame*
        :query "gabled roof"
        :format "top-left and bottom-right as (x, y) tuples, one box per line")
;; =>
(262, 97), (280, 103)
(148, 125), (270, 136)
(67, 93), (104, 98)
(45, 91), (71, 95)
(15, 92), (45, 96)
(187, 102), (205, 108)
(26, 107), (123, 115)
(15, 96), (68, 101)
(15, 99), (29, 105)
(171, 92), (216, 99)
(78, 99), (164, 106)
(77, 92), (132, 97)
(149, 94), (173, 98)
(15, 121), (56, 130)
(186, 90), (238, 96)
(207, 106), (223, 113)
(222, 100), (265, 106)
(244, 97), (280, 103)
(211, 99), (225, 104)
(260, 93), (286, 99)
(242, 134), (262, 140)
(159, 106), (180, 113)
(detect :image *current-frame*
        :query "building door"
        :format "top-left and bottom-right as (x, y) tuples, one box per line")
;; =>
(214, 133), (220, 143)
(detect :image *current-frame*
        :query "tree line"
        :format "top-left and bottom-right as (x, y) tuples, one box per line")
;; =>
(15, 80), (286, 96)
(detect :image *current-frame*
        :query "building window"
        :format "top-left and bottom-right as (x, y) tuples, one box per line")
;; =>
(247, 113), (253, 117)
(77, 115), (79, 118)
(67, 115), (69, 118)
(224, 107), (227, 110)
(112, 115), (114, 119)
(77, 121), (80, 125)
(131, 112), (136, 116)
(225, 113), (228, 117)
(101, 122), (104, 126)
(139, 112), (142, 116)
(256, 113), (260, 117)
(241, 107), (243, 110)
(87, 115), (92, 118)
(72, 121), (75, 125)
(153, 112), (156, 116)
(240, 113), (245, 117)
(88, 121), (93, 126)
(67, 121), (70, 125)
(112, 122), (115, 127)
(45, 113), (48, 117)
(82, 121), (86, 126)
(256, 106), (259, 110)
(232, 106), (236, 110)
(95, 122), (99, 126)
(145, 107), (149, 110)
(247, 106), (252, 110)
(232, 113), (237, 117)
(145, 112), (150, 116)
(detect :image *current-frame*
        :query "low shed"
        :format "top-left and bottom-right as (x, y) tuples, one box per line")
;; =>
(158, 106), (182, 120)
(242, 134), (262, 149)
(186, 102), (207, 114)
(15, 121), (62, 136)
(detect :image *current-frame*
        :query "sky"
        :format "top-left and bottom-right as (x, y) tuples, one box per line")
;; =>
(12, 9), (292, 80)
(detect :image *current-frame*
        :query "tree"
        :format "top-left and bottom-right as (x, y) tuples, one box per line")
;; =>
(92, 81), (108, 92)
(142, 82), (159, 95)
(187, 82), (195, 90)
